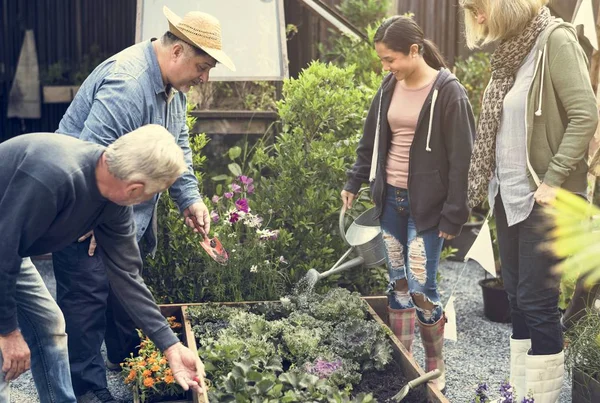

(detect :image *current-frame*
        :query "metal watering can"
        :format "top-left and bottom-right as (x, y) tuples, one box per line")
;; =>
(305, 188), (386, 286)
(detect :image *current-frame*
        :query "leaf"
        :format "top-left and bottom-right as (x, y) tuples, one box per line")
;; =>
(229, 146), (242, 160)
(256, 379), (276, 394)
(546, 188), (600, 286)
(212, 174), (230, 182)
(228, 163), (242, 177)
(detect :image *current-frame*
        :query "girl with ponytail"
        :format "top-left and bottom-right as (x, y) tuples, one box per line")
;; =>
(342, 16), (476, 393)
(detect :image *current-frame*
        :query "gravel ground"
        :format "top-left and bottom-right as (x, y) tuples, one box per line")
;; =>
(10, 259), (573, 402)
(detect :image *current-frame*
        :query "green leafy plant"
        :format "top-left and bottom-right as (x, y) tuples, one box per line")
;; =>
(565, 308), (600, 381)
(188, 288), (392, 401)
(248, 61), (386, 294)
(189, 81), (277, 111)
(336, 0), (391, 31)
(454, 52), (491, 120)
(546, 188), (600, 286)
(41, 45), (107, 86)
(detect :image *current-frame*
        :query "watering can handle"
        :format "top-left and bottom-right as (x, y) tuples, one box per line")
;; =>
(339, 187), (371, 246)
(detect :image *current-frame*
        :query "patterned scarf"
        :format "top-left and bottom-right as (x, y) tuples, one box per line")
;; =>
(467, 6), (551, 208)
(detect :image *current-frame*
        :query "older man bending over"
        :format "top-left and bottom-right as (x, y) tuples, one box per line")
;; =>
(0, 125), (205, 403)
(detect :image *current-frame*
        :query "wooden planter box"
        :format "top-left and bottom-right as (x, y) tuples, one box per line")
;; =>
(161, 296), (448, 403)
(132, 305), (202, 403)
(572, 367), (600, 403)
(42, 85), (80, 103)
(190, 110), (278, 136)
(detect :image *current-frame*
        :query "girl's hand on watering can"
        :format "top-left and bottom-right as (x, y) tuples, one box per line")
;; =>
(341, 190), (356, 210)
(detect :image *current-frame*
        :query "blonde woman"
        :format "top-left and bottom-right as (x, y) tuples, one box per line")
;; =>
(460, 0), (598, 401)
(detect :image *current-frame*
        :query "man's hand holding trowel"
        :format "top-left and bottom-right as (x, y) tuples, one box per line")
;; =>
(185, 201), (229, 265)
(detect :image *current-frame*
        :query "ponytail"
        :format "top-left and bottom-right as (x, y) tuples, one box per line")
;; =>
(422, 39), (447, 70)
(374, 16), (447, 70)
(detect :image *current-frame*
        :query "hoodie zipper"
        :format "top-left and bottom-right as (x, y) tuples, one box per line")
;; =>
(406, 71), (445, 225)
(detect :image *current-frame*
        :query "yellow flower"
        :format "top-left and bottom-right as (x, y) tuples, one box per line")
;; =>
(165, 368), (173, 376)
(151, 365), (161, 372)
(159, 358), (167, 365)
(148, 357), (157, 364)
(164, 375), (175, 384)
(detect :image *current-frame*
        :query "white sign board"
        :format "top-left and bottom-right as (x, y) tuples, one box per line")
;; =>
(136, 0), (288, 81)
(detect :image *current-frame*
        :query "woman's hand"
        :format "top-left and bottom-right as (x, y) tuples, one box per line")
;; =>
(534, 182), (557, 205)
(439, 231), (455, 240)
(341, 190), (356, 210)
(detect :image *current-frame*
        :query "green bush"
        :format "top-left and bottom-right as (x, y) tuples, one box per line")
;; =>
(454, 52), (491, 119)
(337, 0), (391, 31)
(248, 61), (386, 294)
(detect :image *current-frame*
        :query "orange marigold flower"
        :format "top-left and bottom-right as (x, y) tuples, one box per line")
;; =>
(165, 368), (173, 376)
(151, 365), (161, 372)
(159, 358), (167, 365)
(143, 377), (154, 388)
(164, 375), (175, 384)
(148, 357), (157, 364)
(142, 369), (152, 377)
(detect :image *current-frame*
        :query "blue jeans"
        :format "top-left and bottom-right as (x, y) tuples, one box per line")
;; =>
(495, 195), (563, 355)
(380, 185), (444, 324)
(53, 240), (110, 395)
(0, 258), (76, 403)
(53, 238), (142, 395)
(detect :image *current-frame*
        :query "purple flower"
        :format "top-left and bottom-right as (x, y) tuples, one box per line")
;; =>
(231, 183), (242, 193)
(235, 198), (249, 213)
(498, 380), (515, 403)
(472, 383), (490, 403)
(229, 211), (240, 223)
(247, 184), (255, 194)
(210, 210), (219, 223)
(224, 192), (234, 199)
(238, 175), (253, 185)
(305, 358), (343, 379)
(211, 195), (220, 204)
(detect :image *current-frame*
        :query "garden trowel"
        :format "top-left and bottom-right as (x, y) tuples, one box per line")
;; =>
(190, 216), (228, 265)
(392, 369), (441, 401)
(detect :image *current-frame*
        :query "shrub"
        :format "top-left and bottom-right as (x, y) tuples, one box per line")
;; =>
(337, 0), (391, 32)
(249, 61), (386, 293)
(454, 52), (491, 119)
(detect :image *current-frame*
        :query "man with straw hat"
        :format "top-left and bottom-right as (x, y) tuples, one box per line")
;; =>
(54, 7), (235, 402)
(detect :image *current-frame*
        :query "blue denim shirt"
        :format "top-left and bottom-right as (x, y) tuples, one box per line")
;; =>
(58, 40), (202, 248)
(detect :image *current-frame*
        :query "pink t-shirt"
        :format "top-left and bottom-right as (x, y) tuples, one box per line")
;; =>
(385, 79), (434, 189)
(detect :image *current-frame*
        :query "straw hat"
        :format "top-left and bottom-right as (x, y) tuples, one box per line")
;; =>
(163, 6), (236, 71)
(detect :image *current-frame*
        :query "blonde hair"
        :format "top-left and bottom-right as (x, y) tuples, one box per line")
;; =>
(105, 124), (187, 193)
(460, 0), (549, 48)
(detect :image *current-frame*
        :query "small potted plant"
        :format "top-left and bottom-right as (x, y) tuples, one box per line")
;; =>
(477, 214), (511, 323)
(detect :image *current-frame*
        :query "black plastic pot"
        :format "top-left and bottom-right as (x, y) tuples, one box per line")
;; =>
(445, 212), (486, 261)
(479, 278), (511, 323)
(573, 367), (600, 403)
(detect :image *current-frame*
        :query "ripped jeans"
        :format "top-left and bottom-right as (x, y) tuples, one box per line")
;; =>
(380, 185), (444, 324)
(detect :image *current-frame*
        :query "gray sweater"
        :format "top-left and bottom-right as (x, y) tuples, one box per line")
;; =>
(0, 133), (178, 351)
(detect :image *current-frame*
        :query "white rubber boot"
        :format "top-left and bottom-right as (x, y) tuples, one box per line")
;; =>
(525, 350), (564, 403)
(510, 337), (531, 401)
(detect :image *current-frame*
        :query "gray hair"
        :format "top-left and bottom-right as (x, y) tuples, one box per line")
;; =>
(105, 124), (187, 193)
